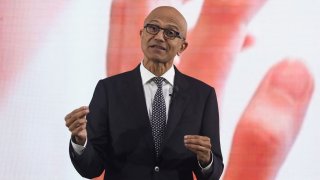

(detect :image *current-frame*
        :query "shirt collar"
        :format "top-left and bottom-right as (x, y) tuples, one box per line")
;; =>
(140, 62), (175, 86)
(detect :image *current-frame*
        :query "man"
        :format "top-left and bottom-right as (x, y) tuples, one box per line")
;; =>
(65, 6), (223, 180)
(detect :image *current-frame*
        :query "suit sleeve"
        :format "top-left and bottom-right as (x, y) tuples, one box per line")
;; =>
(69, 80), (109, 178)
(194, 88), (224, 180)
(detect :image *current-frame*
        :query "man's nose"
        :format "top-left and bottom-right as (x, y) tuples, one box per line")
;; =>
(154, 29), (165, 41)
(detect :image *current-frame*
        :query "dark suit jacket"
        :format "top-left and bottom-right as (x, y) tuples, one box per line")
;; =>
(69, 65), (224, 180)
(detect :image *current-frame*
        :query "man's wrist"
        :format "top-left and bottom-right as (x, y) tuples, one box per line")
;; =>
(71, 137), (87, 155)
(72, 135), (86, 146)
(198, 151), (214, 174)
(199, 156), (211, 168)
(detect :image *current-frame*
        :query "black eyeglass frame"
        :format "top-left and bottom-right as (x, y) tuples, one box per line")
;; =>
(144, 24), (185, 40)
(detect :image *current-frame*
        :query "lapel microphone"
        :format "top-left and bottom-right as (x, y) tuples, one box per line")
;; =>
(169, 85), (179, 104)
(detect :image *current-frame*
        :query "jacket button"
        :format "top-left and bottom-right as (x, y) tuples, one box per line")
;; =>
(154, 166), (160, 172)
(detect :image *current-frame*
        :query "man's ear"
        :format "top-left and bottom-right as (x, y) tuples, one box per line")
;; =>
(179, 41), (188, 53)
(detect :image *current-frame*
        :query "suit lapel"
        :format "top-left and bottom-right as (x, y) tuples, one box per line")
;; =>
(161, 68), (190, 150)
(121, 65), (156, 155)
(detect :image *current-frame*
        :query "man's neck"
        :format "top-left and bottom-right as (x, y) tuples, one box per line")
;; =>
(143, 59), (173, 76)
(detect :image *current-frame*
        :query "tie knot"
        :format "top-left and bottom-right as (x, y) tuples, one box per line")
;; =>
(152, 77), (165, 88)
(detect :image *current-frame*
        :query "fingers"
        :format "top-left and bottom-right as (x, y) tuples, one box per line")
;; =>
(184, 135), (212, 164)
(107, 0), (149, 76)
(65, 106), (89, 127)
(65, 106), (89, 145)
(68, 118), (87, 133)
(223, 60), (314, 180)
(178, 0), (267, 99)
(201, 0), (268, 24)
(184, 135), (211, 149)
(71, 125), (87, 138)
(65, 106), (87, 119)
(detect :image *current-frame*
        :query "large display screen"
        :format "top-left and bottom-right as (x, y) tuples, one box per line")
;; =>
(1, 0), (319, 179)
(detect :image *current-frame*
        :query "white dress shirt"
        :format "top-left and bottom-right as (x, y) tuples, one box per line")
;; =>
(140, 62), (174, 121)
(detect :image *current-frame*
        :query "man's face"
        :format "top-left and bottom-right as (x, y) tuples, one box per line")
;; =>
(140, 7), (187, 65)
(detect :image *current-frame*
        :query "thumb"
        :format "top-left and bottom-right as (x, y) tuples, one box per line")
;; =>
(224, 59), (314, 180)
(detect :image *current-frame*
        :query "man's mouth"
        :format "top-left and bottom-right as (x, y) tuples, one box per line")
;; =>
(150, 45), (166, 51)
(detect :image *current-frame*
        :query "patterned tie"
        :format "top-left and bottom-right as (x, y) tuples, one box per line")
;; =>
(151, 77), (166, 157)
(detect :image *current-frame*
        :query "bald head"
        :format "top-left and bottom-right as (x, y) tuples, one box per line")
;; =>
(144, 6), (188, 39)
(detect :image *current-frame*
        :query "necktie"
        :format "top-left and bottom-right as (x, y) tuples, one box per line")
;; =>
(151, 77), (166, 157)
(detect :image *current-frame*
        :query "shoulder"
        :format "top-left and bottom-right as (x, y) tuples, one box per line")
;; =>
(177, 70), (215, 93)
(99, 66), (140, 85)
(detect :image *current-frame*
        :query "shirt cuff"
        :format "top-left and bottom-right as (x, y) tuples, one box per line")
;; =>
(71, 137), (87, 155)
(198, 150), (213, 174)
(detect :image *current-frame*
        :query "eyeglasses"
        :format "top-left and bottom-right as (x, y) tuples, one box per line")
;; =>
(144, 24), (184, 40)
